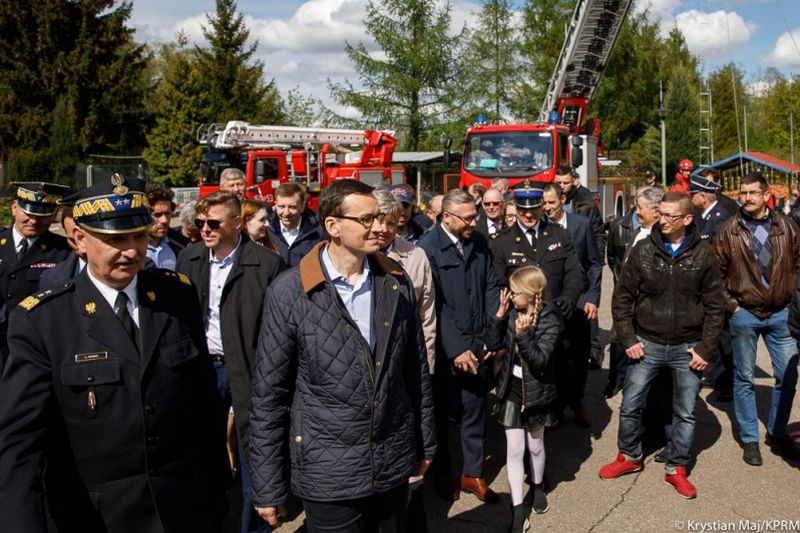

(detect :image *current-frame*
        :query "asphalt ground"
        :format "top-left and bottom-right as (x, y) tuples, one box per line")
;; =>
(227, 265), (800, 533)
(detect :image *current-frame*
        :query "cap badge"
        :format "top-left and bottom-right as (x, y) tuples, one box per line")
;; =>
(111, 174), (129, 196)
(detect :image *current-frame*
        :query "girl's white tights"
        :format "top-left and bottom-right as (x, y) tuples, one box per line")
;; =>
(505, 426), (545, 506)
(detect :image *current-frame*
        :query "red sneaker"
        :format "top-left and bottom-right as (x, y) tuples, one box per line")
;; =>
(598, 453), (643, 479)
(664, 466), (697, 499)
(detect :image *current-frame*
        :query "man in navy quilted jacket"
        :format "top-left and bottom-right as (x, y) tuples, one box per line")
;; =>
(249, 179), (436, 532)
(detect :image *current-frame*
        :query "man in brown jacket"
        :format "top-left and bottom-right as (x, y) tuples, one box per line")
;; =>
(714, 171), (800, 466)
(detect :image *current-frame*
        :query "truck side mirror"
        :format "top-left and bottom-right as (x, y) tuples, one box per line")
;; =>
(255, 160), (266, 184)
(571, 136), (583, 168)
(443, 137), (452, 168)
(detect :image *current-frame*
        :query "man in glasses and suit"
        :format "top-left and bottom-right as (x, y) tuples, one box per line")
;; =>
(177, 190), (284, 532)
(0, 174), (229, 532)
(0, 182), (72, 366)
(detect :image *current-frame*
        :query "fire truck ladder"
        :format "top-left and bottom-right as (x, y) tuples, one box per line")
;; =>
(538, 0), (633, 128)
(196, 121), (390, 150)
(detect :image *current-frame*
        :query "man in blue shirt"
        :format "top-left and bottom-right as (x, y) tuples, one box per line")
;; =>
(145, 184), (185, 270)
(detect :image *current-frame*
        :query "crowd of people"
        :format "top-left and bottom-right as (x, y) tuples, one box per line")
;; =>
(0, 162), (798, 533)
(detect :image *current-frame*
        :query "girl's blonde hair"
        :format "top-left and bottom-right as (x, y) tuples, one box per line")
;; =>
(508, 266), (547, 329)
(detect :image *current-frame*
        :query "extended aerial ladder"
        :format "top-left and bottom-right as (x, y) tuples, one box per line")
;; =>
(539, 0), (633, 132)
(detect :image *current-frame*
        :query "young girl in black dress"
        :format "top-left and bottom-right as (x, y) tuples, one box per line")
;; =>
(487, 266), (563, 532)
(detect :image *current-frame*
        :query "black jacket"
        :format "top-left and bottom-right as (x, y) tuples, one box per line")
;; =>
(0, 269), (229, 533)
(267, 210), (323, 268)
(562, 213), (602, 308)
(249, 243), (436, 506)
(486, 304), (563, 408)
(606, 208), (637, 283)
(565, 184), (605, 260)
(612, 225), (724, 360)
(177, 236), (284, 457)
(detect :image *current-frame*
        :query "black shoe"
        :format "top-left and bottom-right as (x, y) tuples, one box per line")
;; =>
(588, 354), (603, 370)
(654, 443), (671, 463)
(532, 483), (549, 514)
(742, 442), (763, 466)
(766, 433), (800, 460)
(508, 503), (530, 533)
(604, 383), (622, 399)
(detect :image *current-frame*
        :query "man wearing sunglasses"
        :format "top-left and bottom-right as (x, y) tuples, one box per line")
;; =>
(418, 188), (500, 504)
(475, 187), (505, 238)
(250, 179), (434, 532)
(177, 190), (284, 533)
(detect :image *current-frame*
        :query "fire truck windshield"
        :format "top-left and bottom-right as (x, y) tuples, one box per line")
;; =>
(200, 151), (247, 186)
(464, 131), (552, 177)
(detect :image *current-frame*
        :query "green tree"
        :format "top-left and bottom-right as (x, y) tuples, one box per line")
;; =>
(329, 0), (462, 151)
(144, 36), (210, 185)
(195, 0), (282, 124)
(664, 64), (701, 177)
(0, 0), (150, 172)
(513, 0), (572, 120)
(708, 63), (747, 158)
(47, 97), (80, 186)
(459, 0), (521, 123)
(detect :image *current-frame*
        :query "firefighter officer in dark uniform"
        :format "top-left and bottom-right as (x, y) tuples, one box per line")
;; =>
(490, 182), (585, 315)
(690, 176), (730, 243)
(0, 174), (229, 533)
(0, 182), (72, 366)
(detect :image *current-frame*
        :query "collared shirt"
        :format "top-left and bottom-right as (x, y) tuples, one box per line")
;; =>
(517, 220), (538, 246)
(486, 218), (500, 235)
(440, 224), (464, 256)
(281, 223), (301, 247)
(322, 245), (373, 348)
(206, 237), (242, 354)
(549, 212), (568, 230)
(86, 266), (139, 328)
(75, 257), (87, 277)
(702, 201), (719, 220)
(12, 225), (38, 256)
(146, 237), (177, 270)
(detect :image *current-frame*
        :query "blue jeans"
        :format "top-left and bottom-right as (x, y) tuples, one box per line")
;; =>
(618, 339), (703, 467)
(729, 308), (799, 443)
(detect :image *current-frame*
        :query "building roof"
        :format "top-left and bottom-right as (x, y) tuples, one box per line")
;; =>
(701, 151), (800, 175)
(391, 151), (443, 163)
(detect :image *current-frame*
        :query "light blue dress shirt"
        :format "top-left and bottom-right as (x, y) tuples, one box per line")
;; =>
(321, 245), (373, 348)
(206, 237), (242, 354)
(146, 237), (177, 271)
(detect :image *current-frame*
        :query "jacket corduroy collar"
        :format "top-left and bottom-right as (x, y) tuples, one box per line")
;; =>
(299, 241), (403, 294)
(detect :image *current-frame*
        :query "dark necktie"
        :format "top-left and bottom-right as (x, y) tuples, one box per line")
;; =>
(16, 239), (28, 260)
(115, 291), (139, 349)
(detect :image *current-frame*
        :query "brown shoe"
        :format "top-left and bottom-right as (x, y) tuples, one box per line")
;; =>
(434, 475), (460, 501)
(574, 404), (591, 428)
(460, 474), (499, 503)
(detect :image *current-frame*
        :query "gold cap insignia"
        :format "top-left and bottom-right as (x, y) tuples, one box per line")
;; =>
(147, 291), (156, 301)
(111, 173), (129, 196)
(85, 302), (96, 314)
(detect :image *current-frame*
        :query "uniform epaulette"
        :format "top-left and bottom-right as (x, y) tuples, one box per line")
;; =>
(18, 284), (72, 312)
(155, 269), (193, 286)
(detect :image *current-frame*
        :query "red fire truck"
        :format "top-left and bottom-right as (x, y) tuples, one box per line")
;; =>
(446, 0), (633, 218)
(196, 122), (406, 209)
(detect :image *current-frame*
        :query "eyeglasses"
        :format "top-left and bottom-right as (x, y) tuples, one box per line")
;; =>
(337, 212), (385, 229)
(658, 212), (686, 221)
(483, 201), (502, 207)
(445, 211), (478, 224)
(194, 218), (226, 230)
(504, 213), (517, 220)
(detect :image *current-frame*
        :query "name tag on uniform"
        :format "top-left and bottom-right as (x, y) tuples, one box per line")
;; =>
(74, 352), (108, 363)
(511, 252), (525, 257)
(30, 262), (56, 269)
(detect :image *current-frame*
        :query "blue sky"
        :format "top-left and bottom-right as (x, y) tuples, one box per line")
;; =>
(129, 0), (800, 114)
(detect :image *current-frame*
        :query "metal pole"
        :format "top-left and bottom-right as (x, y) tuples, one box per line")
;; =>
(791, 111), (795, 165)
(743, 106), (748, 152)
(659, 81), (667, 187)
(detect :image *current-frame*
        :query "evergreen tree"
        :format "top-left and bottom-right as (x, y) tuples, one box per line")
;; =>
(329, 0), (462, 151)
(144, 36), (210, 185)
(708, 63), (747, 159)
(48, 97), (80, 186)
(664, 64), (701, 177)
(195, 0), (282, 124)
(459, 0), (521, 123)
(513, 0), (572, 120)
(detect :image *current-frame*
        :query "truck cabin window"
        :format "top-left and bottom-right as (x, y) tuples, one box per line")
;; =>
(464, 132), (552, 177)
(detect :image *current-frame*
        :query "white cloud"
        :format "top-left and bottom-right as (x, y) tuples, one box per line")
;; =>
(766, 29), (800, 68)
(747, 80), (773, 98)
(633, 0), (682, 27)
(675, 10), (755, 60)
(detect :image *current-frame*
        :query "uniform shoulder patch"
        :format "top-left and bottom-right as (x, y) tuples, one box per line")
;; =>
(177, 272), (192, 286)
(152, 269), (192, 286)
(18, 287), (61, 311)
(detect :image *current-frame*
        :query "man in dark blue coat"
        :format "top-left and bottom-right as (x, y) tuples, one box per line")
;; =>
(418, 188), (500, 504)
(266, 182), (322, 267)
(542, 183), (602, 427)
(250, 179), (435, 532)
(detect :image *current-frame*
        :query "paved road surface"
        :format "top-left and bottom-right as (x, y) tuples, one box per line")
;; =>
(229, 266), (800, 532)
